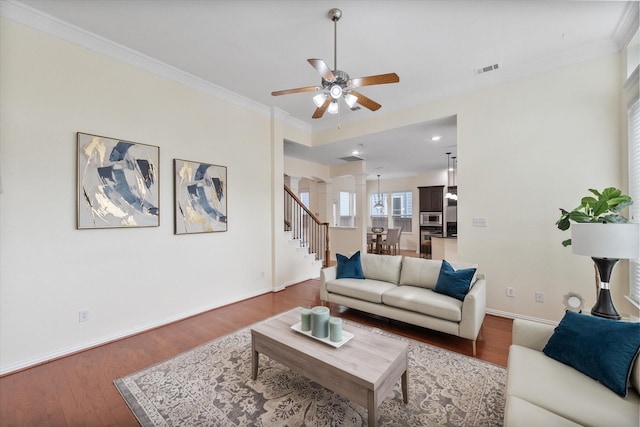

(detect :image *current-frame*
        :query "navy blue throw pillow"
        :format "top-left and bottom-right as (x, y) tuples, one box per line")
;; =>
(336, 251), (365, 279)
(433, 260), (476, 301)
(543, 311), (640, 397)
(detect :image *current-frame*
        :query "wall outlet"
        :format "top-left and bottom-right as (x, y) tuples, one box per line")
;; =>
(472, 217), (488, 227)
(78, 310), (89, 323)
(535, 291), (544, 303)
(506, 287), (515, 297)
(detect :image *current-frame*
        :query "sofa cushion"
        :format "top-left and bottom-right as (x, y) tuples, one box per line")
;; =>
(325, 279), (397, 304)
(398, 257), (442, 289)
(542, 311), (640, 397)
(399, 257), (479, 290)
(507, 344), (640, 427)
(504, 396), (582, 427)
(336, 251), (364, 279)
(433, 260), (477, 301)
(360, 254), (403, 284)
(382, 286), (462, 322)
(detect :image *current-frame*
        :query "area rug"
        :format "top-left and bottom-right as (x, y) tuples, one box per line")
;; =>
(115, 308), (506, 426)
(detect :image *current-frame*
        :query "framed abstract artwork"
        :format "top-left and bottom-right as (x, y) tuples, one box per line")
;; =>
(77, 132), (160, 229)
(174, 159), (227, 234)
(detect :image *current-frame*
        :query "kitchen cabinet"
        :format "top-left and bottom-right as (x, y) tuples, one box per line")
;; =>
(418, 186), (444, 212)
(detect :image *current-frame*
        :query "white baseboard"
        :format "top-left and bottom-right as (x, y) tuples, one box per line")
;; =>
(0, 287), (272, 376)
(486, 308), (558, 326)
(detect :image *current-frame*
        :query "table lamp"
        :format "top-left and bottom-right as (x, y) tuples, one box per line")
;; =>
(571, 223), (640, 319)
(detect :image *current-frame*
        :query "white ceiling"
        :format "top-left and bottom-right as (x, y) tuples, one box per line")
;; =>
(8, 0), (633, 178)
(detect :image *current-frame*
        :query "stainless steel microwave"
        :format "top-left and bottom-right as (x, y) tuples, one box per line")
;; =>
(420, 212), (443, 226)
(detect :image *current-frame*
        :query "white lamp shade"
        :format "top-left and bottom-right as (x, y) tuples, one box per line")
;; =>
(571, 223), (640, 259)
(327, 100), (339, 114)
(344, 93), (358, 108)
(313, 93), (327, 107)
(329, 84), (343, 99)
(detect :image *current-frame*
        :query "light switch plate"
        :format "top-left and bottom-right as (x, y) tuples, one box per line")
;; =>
(472, 217), (488, 227)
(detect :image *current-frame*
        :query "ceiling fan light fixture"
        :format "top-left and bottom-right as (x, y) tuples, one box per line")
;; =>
(344, 93), (358, 108)
(327, 100), (339, 114)
(272, 8), (399, 119)
(329, 84), (343, 99)
(313, 93), (327, 107)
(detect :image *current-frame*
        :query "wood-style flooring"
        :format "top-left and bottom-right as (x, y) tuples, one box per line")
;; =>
(0, 277), (512, 427)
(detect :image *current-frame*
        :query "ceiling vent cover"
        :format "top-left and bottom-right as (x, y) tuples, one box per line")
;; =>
(339, 155), (364, 162)
(475, 63), (500, 75)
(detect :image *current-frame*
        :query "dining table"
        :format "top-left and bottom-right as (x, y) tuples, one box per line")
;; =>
(367, 231), (387, 254)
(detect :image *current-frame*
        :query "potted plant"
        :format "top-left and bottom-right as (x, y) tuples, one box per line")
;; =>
(556, 187), (637, 319)
(556, 187), (633, 247)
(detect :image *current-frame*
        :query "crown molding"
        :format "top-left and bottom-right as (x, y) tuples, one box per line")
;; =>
(612, 1), (639, 49)
(0, 0), (284, 123)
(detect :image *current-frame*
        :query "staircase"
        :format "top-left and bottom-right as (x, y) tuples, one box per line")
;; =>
(282, 186), (330, 284)
(281, 230), (323, 285)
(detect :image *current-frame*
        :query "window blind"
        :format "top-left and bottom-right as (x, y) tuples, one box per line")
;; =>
(629, 100), (640, 305)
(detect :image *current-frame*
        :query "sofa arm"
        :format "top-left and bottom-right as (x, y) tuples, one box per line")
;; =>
(459, 276), (486, 340)
(512, 318), (556, 352)
(320, 266), (337, 302)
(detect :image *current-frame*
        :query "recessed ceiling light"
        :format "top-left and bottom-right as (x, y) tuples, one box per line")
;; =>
(431, 136), (441, 141)
(352, 150), (360, 155)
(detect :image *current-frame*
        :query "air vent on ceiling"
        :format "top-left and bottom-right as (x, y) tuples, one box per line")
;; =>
(339, 155), (364, 162)
(475, 63), (500, 75)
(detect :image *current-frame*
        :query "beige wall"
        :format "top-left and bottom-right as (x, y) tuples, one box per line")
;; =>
(0, 18), (274, 373)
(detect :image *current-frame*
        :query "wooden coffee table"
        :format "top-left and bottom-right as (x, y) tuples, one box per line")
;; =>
(251, 308), (408, 426)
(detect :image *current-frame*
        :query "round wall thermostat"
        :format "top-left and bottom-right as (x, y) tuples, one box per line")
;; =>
(562, 292), (585, 312)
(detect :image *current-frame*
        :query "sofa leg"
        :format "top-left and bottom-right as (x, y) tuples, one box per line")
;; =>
(472, 340), (477, 357)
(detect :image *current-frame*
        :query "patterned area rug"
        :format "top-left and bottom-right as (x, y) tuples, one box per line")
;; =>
(115, 309), (506, 426)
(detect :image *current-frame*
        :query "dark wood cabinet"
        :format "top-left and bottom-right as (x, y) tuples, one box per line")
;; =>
(418, 186), (444, 212)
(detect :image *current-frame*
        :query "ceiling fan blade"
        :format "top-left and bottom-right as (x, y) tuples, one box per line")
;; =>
(271, 86), (319, 96)
(350, 90), (381, 111)
(350, 73), (400, 88)
(308, 59), (336, 82)
(312, 96), (332, 119)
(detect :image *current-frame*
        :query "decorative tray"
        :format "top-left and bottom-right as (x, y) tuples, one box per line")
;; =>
(291, 322), (354, 348)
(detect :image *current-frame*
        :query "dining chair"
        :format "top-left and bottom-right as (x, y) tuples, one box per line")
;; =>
(366, 227), (376, 253)
(382, 227), (401, 255)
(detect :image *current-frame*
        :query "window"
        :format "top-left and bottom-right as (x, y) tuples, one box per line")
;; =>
(370, 191), (412, 232)
(299, 191), (310, 209)
(370, 193), (388, 229)
(337, 191), (356, 227)
(391, 191), (413, 232)
(628, 99), (640, 306)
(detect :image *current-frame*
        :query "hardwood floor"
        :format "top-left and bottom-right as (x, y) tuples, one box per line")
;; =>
(0, 278), (512, 427)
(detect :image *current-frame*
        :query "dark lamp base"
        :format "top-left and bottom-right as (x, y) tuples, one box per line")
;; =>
(590, 258), (622, 321)
(591, 289), (621, 320)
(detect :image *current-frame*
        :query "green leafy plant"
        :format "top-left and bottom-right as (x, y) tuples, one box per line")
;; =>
(556, 187), (633, 247)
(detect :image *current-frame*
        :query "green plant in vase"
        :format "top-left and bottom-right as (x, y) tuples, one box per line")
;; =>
(556, 187), (633, 247)
(556, 187), (635, 317)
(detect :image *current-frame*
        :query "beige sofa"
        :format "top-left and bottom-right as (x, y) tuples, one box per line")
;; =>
(320, 254), (486, 355)
(505, 318), (640, 426)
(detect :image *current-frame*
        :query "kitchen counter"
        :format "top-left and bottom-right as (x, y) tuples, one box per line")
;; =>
(431, 236), (458, 261)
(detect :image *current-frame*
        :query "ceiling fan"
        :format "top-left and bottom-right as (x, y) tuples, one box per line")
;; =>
(271, 8), (400, 119)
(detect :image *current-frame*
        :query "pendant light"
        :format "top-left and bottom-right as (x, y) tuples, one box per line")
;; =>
(451, 156), (458, 200)
(373, 174), (384, 210)
(445, 152), (453, 199)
